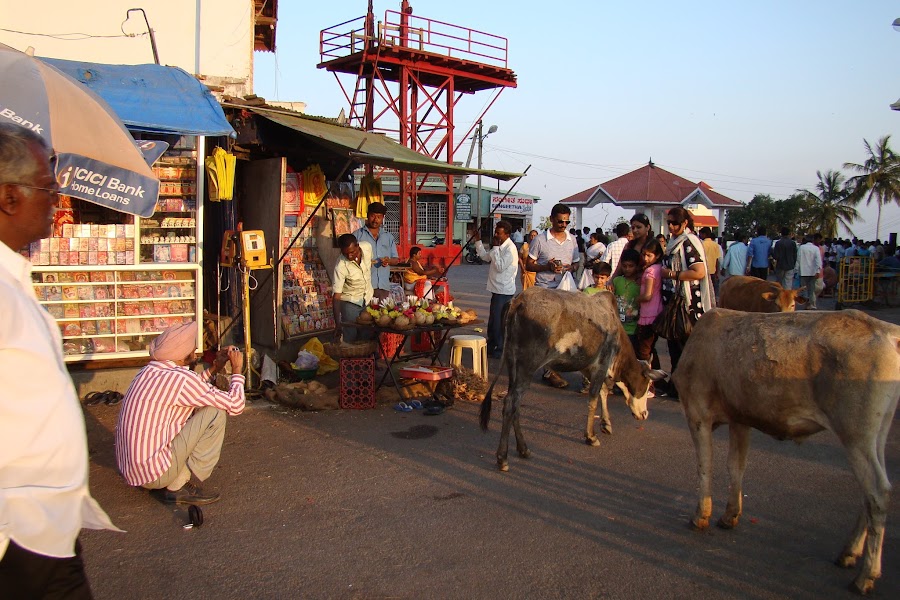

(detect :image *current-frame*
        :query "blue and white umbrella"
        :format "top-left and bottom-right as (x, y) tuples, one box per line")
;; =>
(0, 43), (160, 217)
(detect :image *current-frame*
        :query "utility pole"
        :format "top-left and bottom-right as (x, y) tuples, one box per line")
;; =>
(475, 120), (498, 237)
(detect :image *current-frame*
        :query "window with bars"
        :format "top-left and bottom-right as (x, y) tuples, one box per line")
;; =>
(416, 200), (447, 233)
(383, 199), (400, 238)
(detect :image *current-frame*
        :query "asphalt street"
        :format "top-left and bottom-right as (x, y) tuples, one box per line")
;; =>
(78, 263), (900, 599)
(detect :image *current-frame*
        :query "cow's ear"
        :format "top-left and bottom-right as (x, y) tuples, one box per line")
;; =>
(649, 369), (668, 381)
(761, 292), (775, 301)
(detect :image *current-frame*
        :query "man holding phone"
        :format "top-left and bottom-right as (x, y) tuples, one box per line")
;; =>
(115, 321), (246, 505)
(526, 203), (581, 388)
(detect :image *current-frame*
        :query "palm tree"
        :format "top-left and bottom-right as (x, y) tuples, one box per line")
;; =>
(843, 135), (900, 239)
(797, 169), (859, 238)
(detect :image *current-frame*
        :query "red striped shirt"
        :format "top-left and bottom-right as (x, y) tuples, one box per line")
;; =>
(115, 361), (245, 486)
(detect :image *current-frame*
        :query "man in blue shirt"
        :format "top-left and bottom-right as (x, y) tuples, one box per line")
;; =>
(747, 226), (772, 280)
(354, 202), (399, 299)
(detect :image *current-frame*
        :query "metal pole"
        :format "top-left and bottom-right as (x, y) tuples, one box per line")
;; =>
(476, 120), (483, 232)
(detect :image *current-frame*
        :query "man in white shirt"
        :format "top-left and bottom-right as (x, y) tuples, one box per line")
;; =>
(798, 234), (823, 310)
(510, 226), (525, 250)
(526, 203), (581, 387)
(601, 222), (631, 274)
(474, 220), (518, 358)
(0, 123), (119, 597)
(333, 233), (375, 341)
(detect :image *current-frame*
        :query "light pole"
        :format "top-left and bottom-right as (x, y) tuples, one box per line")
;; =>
(475, 120), (498, 234)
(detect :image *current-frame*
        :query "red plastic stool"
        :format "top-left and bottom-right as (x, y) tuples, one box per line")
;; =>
(410, 330), (433, 352)
(339, 358), (375, 409)
(432, 281), (452, 303)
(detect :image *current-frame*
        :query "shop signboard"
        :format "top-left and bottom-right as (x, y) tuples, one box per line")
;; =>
(491, 194), (533, 215)
(455, 193), (472, 221)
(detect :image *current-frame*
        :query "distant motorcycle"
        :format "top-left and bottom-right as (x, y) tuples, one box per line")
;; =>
(464, 246), (483, 265)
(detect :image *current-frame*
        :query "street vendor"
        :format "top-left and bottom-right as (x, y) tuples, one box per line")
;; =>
(115, 321), (245, 506)
(354, 201), (398, 299)
(333, 233), (375, 342)
(403, 246), (441, 297)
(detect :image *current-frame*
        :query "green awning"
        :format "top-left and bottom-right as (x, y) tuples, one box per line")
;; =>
(242, 106), (523, 181)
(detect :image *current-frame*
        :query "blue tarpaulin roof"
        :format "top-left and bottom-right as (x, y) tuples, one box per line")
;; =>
(40, 58), (235, 137)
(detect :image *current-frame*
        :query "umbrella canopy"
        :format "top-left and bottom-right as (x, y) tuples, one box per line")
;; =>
(0, 43), (160, 217)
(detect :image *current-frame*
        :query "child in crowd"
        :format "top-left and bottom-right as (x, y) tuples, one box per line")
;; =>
(612, 248), (642, 347)
(579, 261), (612, 394)
(636, 239), (664, 372)
(583, 261), (612, 296)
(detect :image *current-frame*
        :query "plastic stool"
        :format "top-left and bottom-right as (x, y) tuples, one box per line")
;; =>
(449, 335), (488, 380)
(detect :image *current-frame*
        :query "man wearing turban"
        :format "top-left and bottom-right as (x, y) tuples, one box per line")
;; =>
(115, 322), (245, 505)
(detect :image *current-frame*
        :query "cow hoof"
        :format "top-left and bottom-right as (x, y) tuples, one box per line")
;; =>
(585, 436), (600, 447)
(849, 576), (875, 595)
(690, 516), (710, 531)
(498, 461), (509, 472)
(518, 448), (531, 459)
(600, 424), (612, 435)
(716, 515), (739, 530)
(836, 553), (859, 569)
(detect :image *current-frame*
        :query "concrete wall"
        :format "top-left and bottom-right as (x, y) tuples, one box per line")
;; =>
(0, 0), (254, 96)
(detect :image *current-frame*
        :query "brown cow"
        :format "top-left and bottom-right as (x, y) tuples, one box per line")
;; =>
(479, 287), (665, 471)
(718, 275), (806, 312)
(673, 308), (900, 594)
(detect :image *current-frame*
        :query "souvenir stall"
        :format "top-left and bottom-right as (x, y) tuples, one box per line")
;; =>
(224, 102), (521, 361)
(27, 58), (235, 362)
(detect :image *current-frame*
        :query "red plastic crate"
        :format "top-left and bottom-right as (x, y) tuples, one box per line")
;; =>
(339, 358), (375, 409)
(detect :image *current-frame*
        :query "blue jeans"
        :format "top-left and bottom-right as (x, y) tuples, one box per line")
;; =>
(488, 293), (513, 355)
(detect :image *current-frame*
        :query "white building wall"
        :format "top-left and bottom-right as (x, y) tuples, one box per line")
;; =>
(0, 0), (253, 95)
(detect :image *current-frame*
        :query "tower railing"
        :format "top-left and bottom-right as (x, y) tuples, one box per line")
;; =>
(320, 11), (509, 68)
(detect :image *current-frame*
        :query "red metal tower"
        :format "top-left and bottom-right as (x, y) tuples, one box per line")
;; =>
(318, 0), (517, 262)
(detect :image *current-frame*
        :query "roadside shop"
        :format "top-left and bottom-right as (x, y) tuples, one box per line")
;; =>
(26, 58), (234, 363)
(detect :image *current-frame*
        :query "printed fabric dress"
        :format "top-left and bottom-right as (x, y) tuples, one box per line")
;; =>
(661, 234), (707, 322)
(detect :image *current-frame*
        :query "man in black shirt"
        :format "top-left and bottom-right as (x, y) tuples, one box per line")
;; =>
(772, 227), (798, 289)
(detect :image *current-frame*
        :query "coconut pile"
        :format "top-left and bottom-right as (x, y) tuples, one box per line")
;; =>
(356, 297), (477, 329)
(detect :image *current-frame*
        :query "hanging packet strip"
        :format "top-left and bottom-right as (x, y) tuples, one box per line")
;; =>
(355, 174), (383, 218)
(301, 165), (327, 206)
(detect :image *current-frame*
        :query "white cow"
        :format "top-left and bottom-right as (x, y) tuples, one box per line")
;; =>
(673, 308), (900, 594)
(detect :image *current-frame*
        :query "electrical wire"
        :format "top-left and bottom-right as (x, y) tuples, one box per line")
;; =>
(0, 27), (145, 41)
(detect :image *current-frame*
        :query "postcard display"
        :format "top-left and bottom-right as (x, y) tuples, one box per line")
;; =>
(27, 138), (204, 361)
(278, 172), (338, 340)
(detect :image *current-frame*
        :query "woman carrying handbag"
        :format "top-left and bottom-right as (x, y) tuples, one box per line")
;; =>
(655, 207), (714, 398)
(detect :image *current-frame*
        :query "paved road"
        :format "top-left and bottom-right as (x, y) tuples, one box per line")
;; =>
(80, 264), (900, 599)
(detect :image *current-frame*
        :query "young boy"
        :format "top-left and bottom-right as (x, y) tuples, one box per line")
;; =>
(580, 261), (613, 394)
(583, 261), (612, 295)
(612, 249), (642, 346)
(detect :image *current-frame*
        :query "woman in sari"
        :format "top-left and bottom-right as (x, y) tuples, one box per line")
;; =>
(520, 229), (538, 290)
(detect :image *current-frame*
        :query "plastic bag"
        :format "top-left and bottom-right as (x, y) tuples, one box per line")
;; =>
(294, 350), (319, 370)
(556, 272), (578, 292)
(578, 269), (594, 290)
(814, 277), (825, 296)
(302, 337), (339, 375)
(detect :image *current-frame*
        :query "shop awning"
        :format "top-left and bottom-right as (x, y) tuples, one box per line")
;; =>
(40, 58), (235, 137)
(240, 106), (522, 181)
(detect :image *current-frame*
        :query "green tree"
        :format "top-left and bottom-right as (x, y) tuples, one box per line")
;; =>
(537, 215), (553, 231)
(797, 169), (859, 238)
(722, 194), (781, 239)
(843, 135), (900, 240)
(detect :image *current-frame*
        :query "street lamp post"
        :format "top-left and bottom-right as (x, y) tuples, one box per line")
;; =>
(475, 120), (498, 234)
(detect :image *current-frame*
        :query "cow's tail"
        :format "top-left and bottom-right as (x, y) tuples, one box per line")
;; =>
(479, 357), (504, 432)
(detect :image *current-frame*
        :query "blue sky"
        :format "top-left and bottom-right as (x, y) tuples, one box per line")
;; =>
(254, 1), (900, 239)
